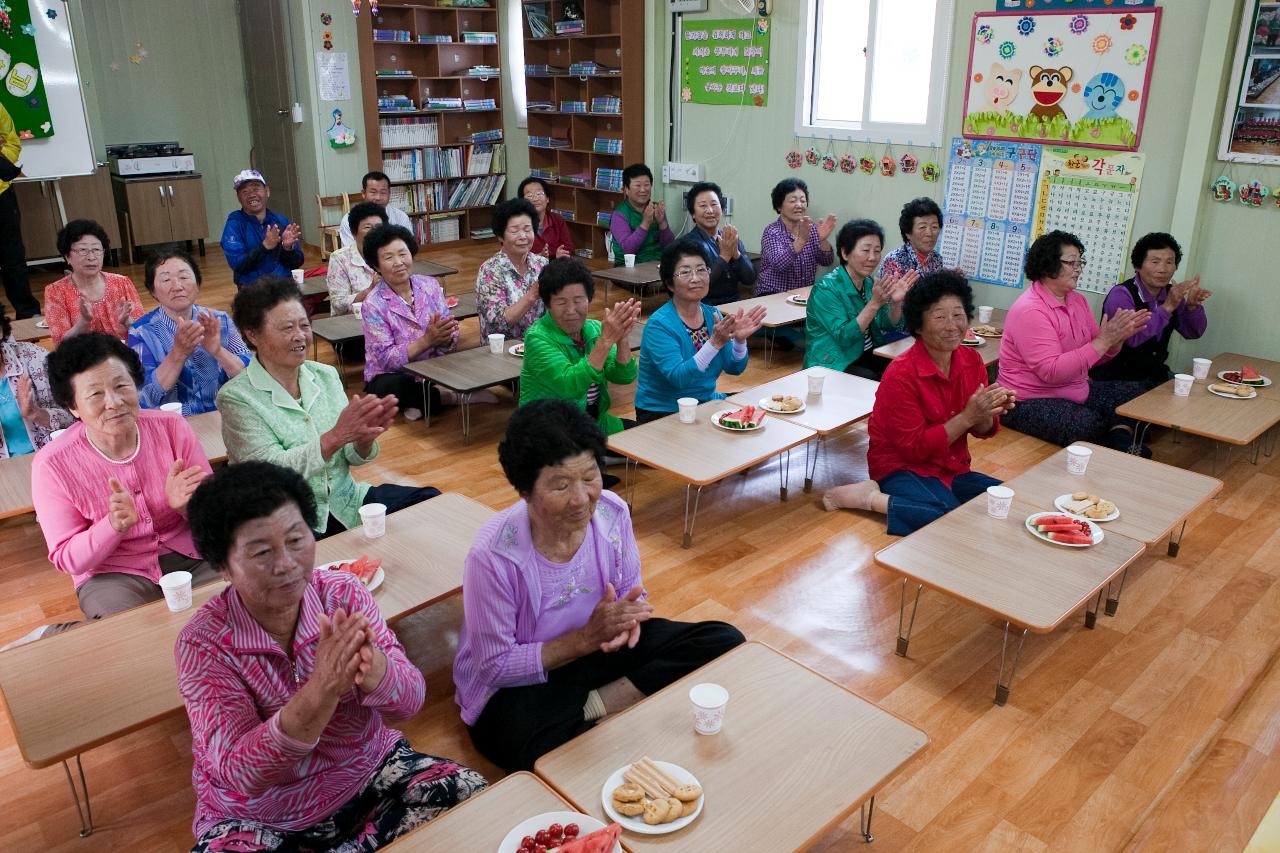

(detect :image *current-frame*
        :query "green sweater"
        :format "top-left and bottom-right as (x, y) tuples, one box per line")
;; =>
(804, 265), (904, 371)
(519, 313), (638, 435)
(217, 357), (377, 532)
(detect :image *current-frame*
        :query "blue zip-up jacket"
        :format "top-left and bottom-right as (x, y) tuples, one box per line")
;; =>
(635, 300), (748, 413)
(220, 209), (305, 287)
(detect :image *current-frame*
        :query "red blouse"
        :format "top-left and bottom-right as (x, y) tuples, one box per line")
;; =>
(45, 272), (145, 345)
(532, 209), (575, 259)
(867, 340), (998, 487)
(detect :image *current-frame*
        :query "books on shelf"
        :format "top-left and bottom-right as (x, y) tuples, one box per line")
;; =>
(459, 128), (503, 143)
(467, 65), (500, 77)
(575, 247), (594, 259)
(569, 61), (619, 76)
(418, 34), (453, 43)
(465, 143), (505, 175)
(462, 32), (498, 44)
(376, 69), (415, 78)
(562, 172), (592, 187)
(424, 214), (462, 243)
(426, 96), (464, 110)
(437, 0), (492, 6)
(529, 136), (570, 149)
(464, 98), (497, 111)
(380, 117), (439, 147)
(378, 95), (417, 112)
(524, 3), (552, 38)
(470, 227), (496, 239)
(383, 149), (425, 182)
(390, 175), (504, 215)
(590, 97), (622, 115)
(447, 174), (506, 210)
(552, 208), (575, 222)
(530, 167), (560, 182)
(592, 137), (623, 155)
(561, 100), (588, 113)
(554, 19), (585, 35)
(525, 64), (568, 76)
(595, 167), (623, 192)
(596, 211), (613, 228)
(528, 100), (556, 112)
(374, 29), (411, 42)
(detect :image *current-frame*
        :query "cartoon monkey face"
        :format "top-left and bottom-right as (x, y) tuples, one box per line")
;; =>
(1029, 65), (1073, 109)
(984, 62), (1023, 113)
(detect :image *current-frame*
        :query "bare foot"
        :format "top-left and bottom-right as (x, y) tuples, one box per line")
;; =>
(822, 480), (885, 513)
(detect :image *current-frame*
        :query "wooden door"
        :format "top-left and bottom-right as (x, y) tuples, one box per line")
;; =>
(238, 0), (301, 225)
(11, 181), (60, 260)
(164, 177), (209, 242)
(124, 179), (175, 246)
(61, 168), (122, 250)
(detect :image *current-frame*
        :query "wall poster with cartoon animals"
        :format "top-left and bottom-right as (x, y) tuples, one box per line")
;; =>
(962, 8), (1162, 151)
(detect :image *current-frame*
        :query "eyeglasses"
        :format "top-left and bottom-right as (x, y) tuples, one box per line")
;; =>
(674, 266), (711, 280)
(1061, 258), (1087, 270)
(523, 190), (547, 200)
(70, 247), (104, 258)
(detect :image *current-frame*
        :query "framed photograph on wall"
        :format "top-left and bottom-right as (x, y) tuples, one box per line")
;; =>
(1219, 1), (1280, 164)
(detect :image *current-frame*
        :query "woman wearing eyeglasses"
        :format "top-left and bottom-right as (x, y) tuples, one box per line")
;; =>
(997, 230), (1153, 451)
(634, 239), (766, 424)
(519, 176), (575, 260)
(45, 220), (144, 346)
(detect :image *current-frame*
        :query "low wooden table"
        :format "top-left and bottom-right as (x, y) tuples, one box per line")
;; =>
(1207, 352), (1280, 400)
(607, 400), (816, 547)
(10, 317), (49, 343)
(874, 493), (1146, 705)
(873, 308), (1007, 367)
(310, 293), (480, 375)
(596, 261), (663, 305)
(728, 367), (878, 491)
(383, 772), (586, 851)
(717, 287), (812, 364)
(0, 492), (493, 838)
(535, 642), (928, 850)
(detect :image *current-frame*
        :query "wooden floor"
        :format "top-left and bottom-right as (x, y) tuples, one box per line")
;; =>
(1, 244), (1277, 852)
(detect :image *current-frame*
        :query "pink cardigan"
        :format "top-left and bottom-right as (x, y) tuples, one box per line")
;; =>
(997, 282), (1118, 404)
(31, 409), (211, 588)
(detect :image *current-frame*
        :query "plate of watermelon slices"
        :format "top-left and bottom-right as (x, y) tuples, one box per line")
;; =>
(711, 405), (767, 432)
(316, 556), (384, 591)
(1218, 366), (1271, 387)
(1024, 513), (1104, 548)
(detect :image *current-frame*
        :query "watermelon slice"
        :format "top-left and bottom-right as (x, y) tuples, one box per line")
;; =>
(719, 405), (765, 429)
(1046, 531), (1094, 545)
(552, 823), (621, 853)
(1241, 365), (1264, 385)
(332, 555), (381, 585)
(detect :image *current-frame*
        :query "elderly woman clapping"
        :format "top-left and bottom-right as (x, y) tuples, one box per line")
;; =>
(180, 460), (485, 852)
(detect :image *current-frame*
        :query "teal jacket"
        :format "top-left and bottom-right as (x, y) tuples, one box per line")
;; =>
(635, 301), (747, 412)
(804, 265), (904, 370)
(519, 313), (638, 435)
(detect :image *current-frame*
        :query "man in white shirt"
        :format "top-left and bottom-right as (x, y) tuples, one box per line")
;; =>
(338, 170), (412, 247)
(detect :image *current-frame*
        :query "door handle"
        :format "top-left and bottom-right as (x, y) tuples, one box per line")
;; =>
(159, 185), (167, 205)
(277, 109), (288, 116)
(168, 185), (175, 199)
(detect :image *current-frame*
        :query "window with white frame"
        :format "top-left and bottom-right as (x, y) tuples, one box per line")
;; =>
(798, 0), (955, 146)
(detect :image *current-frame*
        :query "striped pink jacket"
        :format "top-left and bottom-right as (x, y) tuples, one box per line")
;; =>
(175, 570), (425, 838)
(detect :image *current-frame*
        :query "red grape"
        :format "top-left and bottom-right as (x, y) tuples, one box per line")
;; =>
(534, 846), (547, 853)
(535, 830), (550, 845)
(549, 823), (563, 839)
(564, 823), (580, 838)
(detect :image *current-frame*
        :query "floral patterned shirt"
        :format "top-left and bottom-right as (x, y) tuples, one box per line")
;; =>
(325, 244), (378, 316)
(361, 276), (459, 382)
(475, 250), (547, 339)
(44, 273), (145, 345)
(0, 336), (73, 458)
(879, 243), (947, 280)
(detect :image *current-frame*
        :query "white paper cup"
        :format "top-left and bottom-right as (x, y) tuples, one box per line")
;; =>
(1191, 358), (1211, 380)
(291, 269), (305, 285)
(690, 682), (729, 735)
(977, 305), (994, 323)
(359, 502), (387, 538)
(677, 397), (697, 424)
(352, 301), (364, 320)
(624, 253), (636, 268)
(806, 370), (825, 396)
(1066, 445), (1093, 475)
(488, 333), (506, 354)
(48, 428), (67, 441)
(1173, 373), (1194, 396)
(986, 485), (1014, 519)
(158, 571), (193, 612)
(160, 402), (183, 415)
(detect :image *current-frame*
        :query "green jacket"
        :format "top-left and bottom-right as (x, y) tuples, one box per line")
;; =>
(519, 313), (638, 435)
(217, 357), (377, 532)
(804, 265), (904, 371)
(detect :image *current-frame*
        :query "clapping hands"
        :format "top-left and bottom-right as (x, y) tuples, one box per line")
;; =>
(871, 270), (920, 307)
(584, 584), (652, 654)
(963, 384), (1016, 426)
(421, 312), (459, 349)
(710, 305), (768, 347)
(165, 458), (207, 513)
(106, 477), (139, 533)
(1098, 307), (1151, 349)
(815, 213), (837, 243)
(333, 393), (398, 447)
(314, 608), (383, 696)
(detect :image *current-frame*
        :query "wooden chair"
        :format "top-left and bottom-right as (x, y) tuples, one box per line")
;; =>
(316, 193), (350, 260)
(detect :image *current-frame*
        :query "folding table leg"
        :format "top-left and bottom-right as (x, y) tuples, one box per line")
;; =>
(681, 484), (703, 549)
(1167, 518), (1187, 558)
(1130, 421), (1153, 453)
(422, 380), (434, 429)
(1084, 588), (1104, 629)
(779, 449), (790, 501)
(1105, 568), (1130, 616)
(623, 458), (637, 508)
(764, 328), (776, 367)
(860, 795), (876, 843)
(804, 437), (823, 493)
(994, 623), (1029, 706)
(461, 393), (472, 445)
(62, 755), (93, 837)
(895, 579), (923, 657)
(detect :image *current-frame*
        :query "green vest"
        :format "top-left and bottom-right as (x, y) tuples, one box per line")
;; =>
(612, 202), (664, 265)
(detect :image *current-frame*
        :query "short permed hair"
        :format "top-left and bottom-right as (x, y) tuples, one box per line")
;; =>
(659, 237), (711, 294)
(517, 176), (551, 199)
(57, 219), (111, 258)
(770, 178), (808, 213)
(361, 223), (417, 271)
(685, 181), (724, 216)
(143, 248), (201, 294)
(538, 257), (595, 304)
(835, 219), (885, 263)
(622, 163), (653, 188)
(346, 201), (388, 235)
(492, 197), (539, 239)
(1024, 230), (1085, 282)
(47, 332), (143, 411)
(898, 197), (942, 243)
(903, 270), (975, 336)
(188, 460), (319, 569)
(499, 399), (607, 495)
(231, 277), (304, 349)
(1130, 232), (1182, 270)
(362, 170), (391, 190)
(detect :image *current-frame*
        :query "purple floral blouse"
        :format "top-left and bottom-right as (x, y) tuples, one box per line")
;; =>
(0, 336), (73, 458)
(361, 275), (459, 382)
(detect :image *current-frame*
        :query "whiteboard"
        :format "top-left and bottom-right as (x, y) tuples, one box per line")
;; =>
(11, 0), (95, 179)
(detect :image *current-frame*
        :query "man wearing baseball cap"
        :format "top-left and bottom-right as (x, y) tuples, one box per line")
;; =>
(220, 169), (305, 287)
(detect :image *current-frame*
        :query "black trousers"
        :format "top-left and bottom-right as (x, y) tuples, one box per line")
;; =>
(0, 190), (40, 318)
(844, 347), (888, 381)
(366, 372), (443, 414)
(634, 407), (670, 425)
(468, 618), (745, 773)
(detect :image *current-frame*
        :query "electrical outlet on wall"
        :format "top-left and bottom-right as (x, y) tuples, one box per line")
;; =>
(662, 162), (703, 183)
(722, 195), (733, 216)
(668, 0), (708, 12)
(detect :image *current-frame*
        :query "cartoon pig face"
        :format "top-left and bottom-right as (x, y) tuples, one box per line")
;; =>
(985, 63), (1023, 113)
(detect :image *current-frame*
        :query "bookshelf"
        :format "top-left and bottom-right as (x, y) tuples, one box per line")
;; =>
(356, 0), (507, 245)
(520, 0), (645, 261)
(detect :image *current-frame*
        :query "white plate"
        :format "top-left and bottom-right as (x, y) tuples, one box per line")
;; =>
(785, 294), (808, 306)
(1217, 370), (1271, 387)
(1053, 494), (1120, 523)
(34, 320), (48, 329)
(1024, 512), (1103, 548)
(711, 409), (764, 432)
(961, 334), (985, 347)
(601, 761), (703, 835)
(315, 558), (384, 592)
(509, 342), (525, 357)
(757, 396), (805, 414)
(1208, 385), (1258, 400)
(497, 810), (615, 853)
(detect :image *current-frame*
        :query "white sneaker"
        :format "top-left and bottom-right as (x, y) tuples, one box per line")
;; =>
(403, 407), (424, 422)
(1, 624), (54, 651)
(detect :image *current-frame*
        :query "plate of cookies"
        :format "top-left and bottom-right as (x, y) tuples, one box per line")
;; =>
(601, 756), (703, 835)
(759, 394), (805, 414)
(1054, 492), (1120, 522)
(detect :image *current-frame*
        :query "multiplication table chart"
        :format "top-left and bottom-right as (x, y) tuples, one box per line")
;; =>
(1033, 148), (1146, 295)
(938, 138), (1041, 288)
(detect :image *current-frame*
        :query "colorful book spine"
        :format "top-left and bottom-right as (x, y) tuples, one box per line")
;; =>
(592, 137), (623, 155)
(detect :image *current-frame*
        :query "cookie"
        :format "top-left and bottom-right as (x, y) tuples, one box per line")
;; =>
(671, 784), (703, 802)
(642, 799), (670, 825)
(665, 797), (683, 822)
(613, 798), (645, 817)
(612, 782), (644, 803)
(1071, 491), (1091, 501)
(680, 798), (699, 817)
